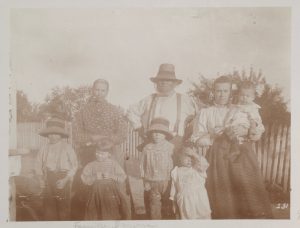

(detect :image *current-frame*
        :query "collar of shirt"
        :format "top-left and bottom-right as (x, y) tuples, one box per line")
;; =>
(213, 102), (231, 108)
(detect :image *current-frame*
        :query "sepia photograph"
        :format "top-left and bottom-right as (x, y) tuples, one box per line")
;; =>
(2, 1), (299, 227)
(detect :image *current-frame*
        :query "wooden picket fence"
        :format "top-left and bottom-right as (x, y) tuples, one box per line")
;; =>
(16, 122), (290, 192)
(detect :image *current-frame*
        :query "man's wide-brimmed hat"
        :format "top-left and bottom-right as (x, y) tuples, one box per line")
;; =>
(150, 63), (182, 84)
(147, 118), (173, 140)
(39, 117), (69, 138)
(96, 136), (114, 151)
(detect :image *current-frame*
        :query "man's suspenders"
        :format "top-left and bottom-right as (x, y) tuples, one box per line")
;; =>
(173, 93), (182, 134)
(146, 94), (158, 131)
(146, 93), (182, 135)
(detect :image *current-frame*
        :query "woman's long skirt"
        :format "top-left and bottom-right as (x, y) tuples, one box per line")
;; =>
(206, 135), (273, 219)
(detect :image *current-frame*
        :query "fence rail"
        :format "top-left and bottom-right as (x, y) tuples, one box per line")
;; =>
(16, 122), (290, 192)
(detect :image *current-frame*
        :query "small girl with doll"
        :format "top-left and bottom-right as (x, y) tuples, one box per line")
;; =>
(81, 137), (128, 220)
(169, 147), (211, 219)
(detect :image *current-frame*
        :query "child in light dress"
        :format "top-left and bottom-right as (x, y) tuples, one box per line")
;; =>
(169, 147), (211, 219)
(225, 81), (265, 144)
(81, 137), (128, 220)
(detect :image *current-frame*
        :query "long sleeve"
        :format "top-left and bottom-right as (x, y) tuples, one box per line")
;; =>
(81, 163), (96, 185)
(169, 167), (178, 201)
(126, 96), (150, 130)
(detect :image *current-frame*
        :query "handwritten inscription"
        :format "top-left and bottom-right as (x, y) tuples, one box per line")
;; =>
(74, 221), (157, 228)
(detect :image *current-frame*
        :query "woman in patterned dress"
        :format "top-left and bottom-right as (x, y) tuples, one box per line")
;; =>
(71, 79), (130, 220)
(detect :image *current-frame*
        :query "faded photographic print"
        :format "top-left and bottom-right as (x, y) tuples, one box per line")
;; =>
(8, 7), (291, 222)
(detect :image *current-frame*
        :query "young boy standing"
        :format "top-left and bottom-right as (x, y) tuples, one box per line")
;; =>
(36, 116), (78, 221)
(140, 118), (174, 219)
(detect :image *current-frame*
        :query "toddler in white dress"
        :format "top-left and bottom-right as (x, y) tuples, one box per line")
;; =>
(169, 147), (211, 219)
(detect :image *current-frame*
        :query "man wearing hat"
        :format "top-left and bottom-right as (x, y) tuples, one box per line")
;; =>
(127, 63), (197, 156)
(36, 116), (78, 220)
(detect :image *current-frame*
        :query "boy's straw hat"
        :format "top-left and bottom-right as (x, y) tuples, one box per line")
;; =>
(39, 117), (69, 138)
(147, 118), (173, 140)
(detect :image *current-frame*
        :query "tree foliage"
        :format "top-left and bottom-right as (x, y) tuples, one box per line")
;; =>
(38, 85), (92, 121)
(16, 90), (40, 122)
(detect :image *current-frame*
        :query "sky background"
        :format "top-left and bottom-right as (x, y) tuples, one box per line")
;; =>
(10, 8), (290, 108)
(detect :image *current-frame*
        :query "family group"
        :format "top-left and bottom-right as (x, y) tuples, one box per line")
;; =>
(35, 63), (273, 220)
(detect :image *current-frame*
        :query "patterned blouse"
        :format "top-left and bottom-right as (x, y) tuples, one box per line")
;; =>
(72, 98), (128, 146)
(140, 140), (174, 181)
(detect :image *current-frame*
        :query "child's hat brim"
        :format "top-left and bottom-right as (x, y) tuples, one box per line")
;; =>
(146, 129), (173, 140)
(39, 126), (69, 138)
